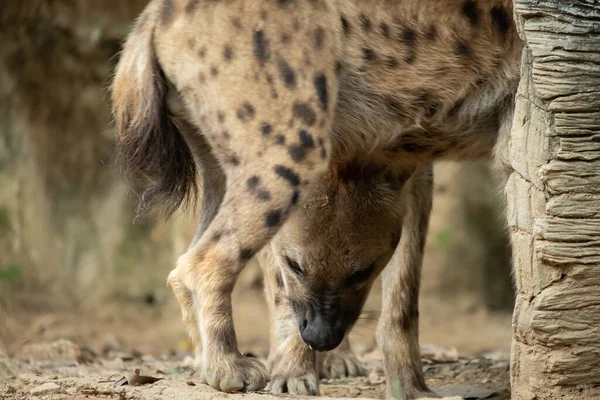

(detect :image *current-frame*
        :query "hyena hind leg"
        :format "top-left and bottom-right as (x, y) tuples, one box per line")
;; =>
(377, 165), (439, 400)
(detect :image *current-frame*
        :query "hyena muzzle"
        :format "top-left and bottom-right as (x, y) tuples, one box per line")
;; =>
(112, 0), (522, 398)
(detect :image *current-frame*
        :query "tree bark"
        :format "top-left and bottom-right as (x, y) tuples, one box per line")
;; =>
(508, 1), (600, 398)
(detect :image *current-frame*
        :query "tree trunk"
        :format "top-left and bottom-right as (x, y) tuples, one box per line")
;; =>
(508, 1), (600, 399)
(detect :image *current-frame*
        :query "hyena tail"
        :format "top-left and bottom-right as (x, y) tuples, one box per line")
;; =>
(111, 8), (197, 217)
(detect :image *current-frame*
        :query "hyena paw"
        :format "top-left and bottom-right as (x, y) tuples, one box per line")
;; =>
(203, 354), (268, 393)
(320, 349), (367, 379)
(268, 372), (319, 396)
(386, 384), (440, 400)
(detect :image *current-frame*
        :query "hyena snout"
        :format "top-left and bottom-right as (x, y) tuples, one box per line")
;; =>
(297, 303), (345, 352)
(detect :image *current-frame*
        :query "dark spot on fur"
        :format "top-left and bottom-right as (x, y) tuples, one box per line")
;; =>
(314, 27), (326, 49)
(299, 130), (315, 148)
(426, 102), (438, 117)
(385, 56), (399, 68)
(281, 33), (291, 43)
(198, 47), (207, 58)
(161, 0), (174, 25)
(341, 16), (351, 35)
(261, 123), (273, 136)
(380, 22), (391, 38)
(362, 48), (377, 62)
(335, 61), (343, 75)
(253, 30), (270, 64)
(491, 5), (510, 36)
(425, 25), (438, 41)
(287, 144), (306, 162)
(278, 58), (297, 89)
(257, 190), (271, 201)
(222, 130), (230, 139)
(185, 0), (200, 14)
(247, 176), (260, 189)
(291, 190), (300, 205)
(398, 27), (417, 63)
(278, 0), (294, 5)
(462, 0), (480, 26)
(237, 102), (256, 121)
(210, 66), (219, 76)
(293, 103), (317, 126)
(226, 154), (240, 165)
(274, 165), (301, 186)
(276, 273), (284, 288)
(275, 134), (286, 145)
(265, 210), (282, 227)
(313, 74), (328, 111)
(232, 17), (242, 29)
(223, 45), (234, 62)
(384, 96), (408, 120)
(321, 146), (327, 159)
(217, 112), (225, 123)
(274, 295), (281, 305)
(212, 232), (222, 242)
(260, 10), (268, 20)
(359, 14), (371, 31)
(399, 27), (417, 46)
(455, 40), (472, 58)
(240, 248), (254, 261)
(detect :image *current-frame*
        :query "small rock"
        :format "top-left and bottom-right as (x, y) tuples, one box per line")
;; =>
(66, 387), (77, 395)
(30, 382), (61, 396)
(367, 372), (384, 385)
(347, 387), (361, 397)
(420, 345), (459, 363)
(482, 350), (510, 361)
(181, 356), (195, 367)
(490, 361), (510, 371)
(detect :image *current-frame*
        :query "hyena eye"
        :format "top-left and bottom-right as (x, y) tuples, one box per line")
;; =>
(285, 256), (304, 276)
(345, 263), (376, 287)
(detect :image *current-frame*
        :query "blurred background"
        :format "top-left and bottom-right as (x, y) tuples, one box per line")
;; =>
(1, 0), (514, 381)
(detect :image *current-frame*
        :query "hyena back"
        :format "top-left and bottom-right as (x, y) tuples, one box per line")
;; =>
(112, 0), (522, 398)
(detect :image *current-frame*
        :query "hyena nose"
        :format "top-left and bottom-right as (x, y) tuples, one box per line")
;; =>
(299, 313), (344, 352)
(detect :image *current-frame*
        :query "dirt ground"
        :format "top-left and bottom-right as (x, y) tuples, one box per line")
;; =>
(1, 277), (512, 400)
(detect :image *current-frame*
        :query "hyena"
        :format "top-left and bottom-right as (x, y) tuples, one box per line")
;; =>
(112, 0), (522, 398)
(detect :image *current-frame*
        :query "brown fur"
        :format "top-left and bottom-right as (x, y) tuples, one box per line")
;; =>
(112, 0), (522, 398)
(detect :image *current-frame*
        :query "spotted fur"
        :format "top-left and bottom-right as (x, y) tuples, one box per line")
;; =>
(112, 0), (521, 398)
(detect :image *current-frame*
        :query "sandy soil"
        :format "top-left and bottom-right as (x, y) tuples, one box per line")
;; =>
(1, 280), (512, 400)
(2, 338), (509, 400)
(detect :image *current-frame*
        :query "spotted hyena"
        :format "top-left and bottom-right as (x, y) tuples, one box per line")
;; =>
(112, 0), (522, 398)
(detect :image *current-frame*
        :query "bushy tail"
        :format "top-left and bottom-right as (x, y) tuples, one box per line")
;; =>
(111, 8), (197, 217)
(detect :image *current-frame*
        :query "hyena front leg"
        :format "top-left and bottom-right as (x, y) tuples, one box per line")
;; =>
(156, 1), (341, 392)
(259, 248), (319, 395)
(377, 165), (438, 400)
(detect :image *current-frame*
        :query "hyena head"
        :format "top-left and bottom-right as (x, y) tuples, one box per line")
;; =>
(266, 158), (414, 351)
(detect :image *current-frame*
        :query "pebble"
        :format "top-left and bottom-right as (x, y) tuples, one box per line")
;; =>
(367, 372), (384, 385)
(30, 382), (60, 396)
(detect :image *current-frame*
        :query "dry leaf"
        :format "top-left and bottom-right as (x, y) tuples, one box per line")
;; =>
(113, 369), (162, 386)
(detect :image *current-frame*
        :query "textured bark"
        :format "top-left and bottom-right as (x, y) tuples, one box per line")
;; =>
(508, 1), (600, 398)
